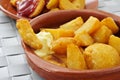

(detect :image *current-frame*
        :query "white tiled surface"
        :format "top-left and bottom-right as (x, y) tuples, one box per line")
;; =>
(0, 0), (120, 80)
(0, 11), (44, 80)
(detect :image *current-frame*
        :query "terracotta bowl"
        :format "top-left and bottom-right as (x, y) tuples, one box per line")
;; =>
(22, 10), (120, 80)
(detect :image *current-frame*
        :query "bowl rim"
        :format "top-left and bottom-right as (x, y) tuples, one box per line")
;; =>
(23, 9), (120, 77)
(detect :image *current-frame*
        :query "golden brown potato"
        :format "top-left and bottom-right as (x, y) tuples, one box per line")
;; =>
(59, 0), (78, 10)
(46, 0), (59, 9)
(67, 43), (87, 70)
(16, 19), (42, 49)
(72, 0), (85, 9)
(50, 8), (60, 11)
(43, 28), (74, 40)
(84, 43), (120, 69)
(74, 31), (94, 46)
(53, 54), (67, 65)
(75, 16), (101, 35)
(59, 0), (85, 10)
(109, 35), (120, 55)
(60, 17), (84, 31)
(52, 37), (76, 54)
(43, 54), (66, 67)
(92, 25), (112, 43)
(29, 0), (45, 18)
(101, 17), (119, 34)
(10, 0), (17, 7)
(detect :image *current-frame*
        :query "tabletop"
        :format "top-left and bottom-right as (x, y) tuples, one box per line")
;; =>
(0, 0), (120, 80)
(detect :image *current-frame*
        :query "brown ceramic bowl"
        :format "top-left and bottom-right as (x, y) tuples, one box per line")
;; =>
(0, 0), (98, 20)
(22, 10), (120, 80)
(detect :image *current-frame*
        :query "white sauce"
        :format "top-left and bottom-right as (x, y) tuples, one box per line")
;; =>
(34, 32), (54, 57)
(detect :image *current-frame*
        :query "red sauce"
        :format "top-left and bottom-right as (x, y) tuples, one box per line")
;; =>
(16, 0), (38, 17)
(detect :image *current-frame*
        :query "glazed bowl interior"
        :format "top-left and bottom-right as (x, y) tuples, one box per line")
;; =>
(22, 10), (120, 79)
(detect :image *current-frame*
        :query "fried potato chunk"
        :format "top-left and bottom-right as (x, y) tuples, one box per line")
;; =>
(53, 54), (67, 65)
(84, 43), (120, 69)
(72, 0), (85, 9)
(92, 25), (112, 43)
(16, 19), (42, 49)
(10, 0), (17, 7)
(29, 0), (45, 18)
(52, 37), (76, 54)
(60, 17), (84, 31)
(46, 0), (59, 9)
(101, 17), (119, 34)
(67, 43), (87, 70)
(109, 35), (120, 55)
(43, 54), (66, 67)
(50, 8), (60, 11)
(59, 0), (77, 10)
(43, 28), (74, 40)
(74, 31), (94, 46)
(59, 0), (85, 10)
(75, 16), (101, 35)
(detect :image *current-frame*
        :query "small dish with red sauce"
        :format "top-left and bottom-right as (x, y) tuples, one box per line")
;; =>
(0, 0), (98, 20)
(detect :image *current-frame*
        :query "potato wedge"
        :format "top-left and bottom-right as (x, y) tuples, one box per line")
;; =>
(109, 35), (120, 55)
(74, 31), (94, 46)
(43, 54), (66, 67)
(60, 17), (84, 31)
(84, 43), (120, 69)
(52, 37), (76, 54)
(29, 0), (45, 18)
(59, 0), (78, 10)
(101, 17), (119, 34)
(75, 16), (101, 35)
(50, 8), (60, 11)
(42, 29), (58, 39)
(92, 25), (112, 43)
(10, 0), (17, 7)
(67, 43), (87, 70)
(16, 19), (42, 49)
(43, 28), (74, 40)
(53, 54), (67, 65)
(46, 0), (59, 9)
(72, 0), (85, 9)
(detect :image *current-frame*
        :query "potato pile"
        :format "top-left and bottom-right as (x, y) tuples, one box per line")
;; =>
(47, 0), (85, 10)
(10, 0), (85, 18)
(41, 16), (120, 70)
(16, 16), (120, 70)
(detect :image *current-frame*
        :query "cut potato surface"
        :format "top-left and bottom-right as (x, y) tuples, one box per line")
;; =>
(67, 43), (87, 70)
(75, 16), (101, 35)
(16, 19), (42, 49)
(101, 17), (119, 34)
(109, 35), (120, 55)
(84, 43), (120, 69)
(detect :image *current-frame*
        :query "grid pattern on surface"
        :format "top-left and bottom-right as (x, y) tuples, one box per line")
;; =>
(0, 0), (120, 80)
(0, 11), (44, 80)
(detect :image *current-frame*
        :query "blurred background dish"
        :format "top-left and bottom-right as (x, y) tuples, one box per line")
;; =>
(0, 0), (98, 20)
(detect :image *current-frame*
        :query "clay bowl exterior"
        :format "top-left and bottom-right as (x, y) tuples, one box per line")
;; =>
(22, 10), (120, 80)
